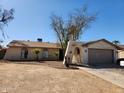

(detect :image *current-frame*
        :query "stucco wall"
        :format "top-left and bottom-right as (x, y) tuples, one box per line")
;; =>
(82, 47), (88, 64)
(63, 41), (84, 64)
(118, 50), (124, 58)
(4, 47), (59, 61)
(63, 40), (118, 65)
(88, 41), (116, 49)
(4, 47), (21, 60)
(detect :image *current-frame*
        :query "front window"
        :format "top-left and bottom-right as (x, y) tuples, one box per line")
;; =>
(21, 48), (28, 59)
(42, 48), (48, 59)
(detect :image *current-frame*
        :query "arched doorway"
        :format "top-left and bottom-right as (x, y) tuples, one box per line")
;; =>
(72, 47), (81, 64)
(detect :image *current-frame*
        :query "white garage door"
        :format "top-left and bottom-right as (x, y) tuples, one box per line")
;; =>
(88, 49), (114, 65)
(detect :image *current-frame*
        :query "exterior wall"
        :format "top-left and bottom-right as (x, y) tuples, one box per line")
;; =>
(82, 47), (88, 64)
(27, 48), (59, 61)
(4, 47), (21, 60)
(63, 40), (118, 65)
(4, 47), (60, 61)
(63, 41), (83, 64)
(113, 49), (118, 63)
(118, 50), (124, 58)
(88, 41), (116, 49)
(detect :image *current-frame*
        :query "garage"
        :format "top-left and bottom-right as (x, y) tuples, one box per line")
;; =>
(63, 39), (121, 66)
(88, 49), (114, 65)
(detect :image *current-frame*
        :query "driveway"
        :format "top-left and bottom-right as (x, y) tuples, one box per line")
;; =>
(79, 64), (124, 88)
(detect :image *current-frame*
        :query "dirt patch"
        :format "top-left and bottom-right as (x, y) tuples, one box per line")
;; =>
(0, 61), (124, 93)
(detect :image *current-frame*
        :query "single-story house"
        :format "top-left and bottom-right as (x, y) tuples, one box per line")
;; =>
(63, 39), (122, 65)
(4, 40), (63, 61)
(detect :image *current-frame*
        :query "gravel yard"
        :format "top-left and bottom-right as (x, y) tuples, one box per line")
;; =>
(0, 61), (124, 93)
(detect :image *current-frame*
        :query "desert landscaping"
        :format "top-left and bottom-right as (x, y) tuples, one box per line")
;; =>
(0, 0), (124, 93)
(0, 61), (123, 93)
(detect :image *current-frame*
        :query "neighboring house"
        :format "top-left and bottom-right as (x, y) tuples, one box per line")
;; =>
(4, 40), (63, 61)
(63, 39), (122, 66)
(118, 45), (124, 58)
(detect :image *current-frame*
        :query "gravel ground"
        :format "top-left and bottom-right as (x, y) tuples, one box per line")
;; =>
(0, 61), (124, 93)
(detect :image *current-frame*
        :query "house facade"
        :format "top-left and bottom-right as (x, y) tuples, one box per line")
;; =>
(63, 39), (121, 65)
(4, 40), (63, 61)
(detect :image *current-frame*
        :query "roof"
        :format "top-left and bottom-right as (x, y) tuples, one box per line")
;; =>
(82, 39), (122, 50)
(118, 45), (124, 50)
(7, 40), (61, 49)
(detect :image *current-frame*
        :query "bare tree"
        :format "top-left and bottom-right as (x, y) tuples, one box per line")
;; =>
(51, 15), (66, 49)
(51, 6), (97, 51)
(0, 8), (14, 38)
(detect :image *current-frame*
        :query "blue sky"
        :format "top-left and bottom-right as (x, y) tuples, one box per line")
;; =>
(0, 0), (124, 46)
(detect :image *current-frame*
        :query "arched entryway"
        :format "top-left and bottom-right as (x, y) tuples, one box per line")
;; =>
(72, 47), (81, 64)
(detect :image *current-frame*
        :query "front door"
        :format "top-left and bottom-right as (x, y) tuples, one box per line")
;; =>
(59, 49), (64, 60)
(21, 48), (28, 59)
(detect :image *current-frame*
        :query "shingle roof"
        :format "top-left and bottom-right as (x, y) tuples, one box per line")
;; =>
(8, 40), (61, 49)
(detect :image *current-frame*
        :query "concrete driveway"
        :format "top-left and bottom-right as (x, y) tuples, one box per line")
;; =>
(79, 64), (124, 88)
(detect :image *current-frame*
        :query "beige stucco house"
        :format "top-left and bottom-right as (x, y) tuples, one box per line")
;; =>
(4, 40), (63, 61)
(63, 39), (121, 66)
